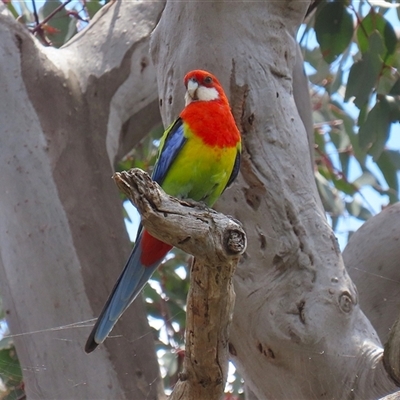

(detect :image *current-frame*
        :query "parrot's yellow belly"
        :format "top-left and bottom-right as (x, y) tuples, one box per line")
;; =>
(161, 132), (237, 206)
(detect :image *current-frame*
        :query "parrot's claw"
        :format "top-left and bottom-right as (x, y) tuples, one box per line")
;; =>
(181, 198), (213, 212)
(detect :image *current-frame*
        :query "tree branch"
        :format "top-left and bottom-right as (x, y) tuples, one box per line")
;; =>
(113, 169), (247, 400)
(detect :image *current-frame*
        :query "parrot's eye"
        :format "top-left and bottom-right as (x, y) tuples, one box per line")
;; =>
(204, 76), (213, 85)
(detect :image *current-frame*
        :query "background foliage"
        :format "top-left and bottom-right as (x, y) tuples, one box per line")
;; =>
(305, 0), (400, 237)
(0, 0), (399, 398)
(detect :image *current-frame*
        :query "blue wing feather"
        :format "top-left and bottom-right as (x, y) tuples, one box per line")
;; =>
(225, 150), (241, 190)
(152, 118), (186, 185)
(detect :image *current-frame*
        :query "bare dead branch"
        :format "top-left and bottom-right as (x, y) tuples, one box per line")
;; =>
(113, 169), (246, 400)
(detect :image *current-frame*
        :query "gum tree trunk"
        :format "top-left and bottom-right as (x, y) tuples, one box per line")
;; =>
(1, 0), (400, 398)
(0, 2), (165, 398)
(150, 1), (400, 398)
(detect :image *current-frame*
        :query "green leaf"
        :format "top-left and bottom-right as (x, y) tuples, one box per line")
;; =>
(352, 171), (379, 189)
(86, 0), (103, 19)
(386, 94), (400, 122)
(377, 66), (398, 95)
(345, 33), (384, 108)
(314, 128), (326, 156)
(346, 198), (373, 221)
(39, 0), (77, 47)
(318, 165), (331, 182)
(327, 124), (351, 178)
(329, 127), (350, 150)
(330, 65), (343, 94)
(356, 9), (397, 57)
(389, 78), (400, 95)
(331, 177), (356, 196)
(305, 47), (331, 85)
(6, 2), (19, 19)
(19, 0), (35, 24)
(339, 151), (350, 179)
(358, 97), (391, 160)
(315, 1), (354, 64)
(0, 335), (14, 351)
(330, 101), (367, 166)
(376, 149), (399, 203)
(385, 149), (400, 169)
(328, 39), (352, 95)
(331, 216), (339, 232)
(0, 347), (22, 383)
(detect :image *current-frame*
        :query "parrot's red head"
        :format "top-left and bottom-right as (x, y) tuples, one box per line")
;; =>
(184, 70), (228, 106)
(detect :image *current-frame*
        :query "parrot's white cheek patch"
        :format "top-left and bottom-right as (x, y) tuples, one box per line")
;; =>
(197, 86), (219, 102)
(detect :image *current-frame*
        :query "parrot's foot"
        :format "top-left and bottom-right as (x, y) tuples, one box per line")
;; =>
(180, 198), (213, 212)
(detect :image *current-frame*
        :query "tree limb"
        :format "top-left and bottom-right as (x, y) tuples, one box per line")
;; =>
(114, 169), (247, 400)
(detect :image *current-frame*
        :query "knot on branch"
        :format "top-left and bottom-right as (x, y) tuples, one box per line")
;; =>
(224, 227), (247, 255)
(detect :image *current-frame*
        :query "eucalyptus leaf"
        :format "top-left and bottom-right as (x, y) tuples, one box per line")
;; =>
(376, 149), (399, 203)
(315, 1), (354, 64)
(86, 0), (103, 19)
(386, 94), (400, 122)
(358, 98), (391, 160)
(345, 48), (382, 108)
(39, 0), (77, 47)
(356, 9), (397, 57)
(346, 198), (373, 220)
(352, 171), (379, 189)
(315, 171), (345, 216)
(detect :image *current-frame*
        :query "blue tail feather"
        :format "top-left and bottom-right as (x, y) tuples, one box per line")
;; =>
(85, 234), (159, 353)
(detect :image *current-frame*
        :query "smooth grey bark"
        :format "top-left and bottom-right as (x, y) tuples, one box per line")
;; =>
(0, 2), (165, 398)
(2, 0), (400, 398)
(344, 203), (400, 344)
(151, 1), (400, 398)
(344, 204), (400, 397)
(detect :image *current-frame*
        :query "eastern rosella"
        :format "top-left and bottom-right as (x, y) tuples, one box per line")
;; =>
(85, 70), (241, 353)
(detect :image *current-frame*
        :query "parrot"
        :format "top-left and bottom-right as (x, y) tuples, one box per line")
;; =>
(85, 69), (241, 353)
